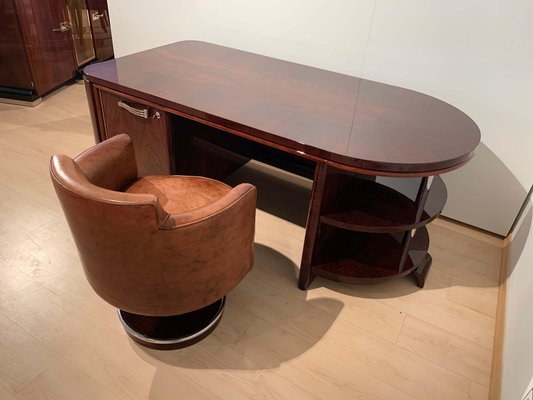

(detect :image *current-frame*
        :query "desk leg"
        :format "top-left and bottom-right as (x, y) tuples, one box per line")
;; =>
(298, 163), (328, 290)
(412, 254), (433, 288)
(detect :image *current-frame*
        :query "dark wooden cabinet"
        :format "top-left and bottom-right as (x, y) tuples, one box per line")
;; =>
(0, 0), (33, 92)
(0, 0), (113, 102)
(66, 0), (96, 66)
(87, 0), (114, 61)
(99, 90), (172, 176)
(17, 0), (78, 95)
(0, 0), (77, 100)
(66, 0), (114, 66)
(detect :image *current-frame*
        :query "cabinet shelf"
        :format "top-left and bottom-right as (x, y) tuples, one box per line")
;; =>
(311, 227), (429, 284)
(320, 177), (446, 233)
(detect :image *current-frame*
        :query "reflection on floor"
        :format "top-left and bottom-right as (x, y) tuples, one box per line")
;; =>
(0, 83), (501, 400)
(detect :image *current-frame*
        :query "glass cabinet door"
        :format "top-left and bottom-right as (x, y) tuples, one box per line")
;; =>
(66, 0), (96, 67)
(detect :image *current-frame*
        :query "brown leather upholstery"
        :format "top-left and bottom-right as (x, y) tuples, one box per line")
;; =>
(50, 134), (256, 317)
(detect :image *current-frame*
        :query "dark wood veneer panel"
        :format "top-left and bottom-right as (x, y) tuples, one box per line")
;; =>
(14, 0), (77, 95)
(87, 0), (114, 61)
(84, 79), (105, 143)
(84, 41), (480, 175)
(348, 80), (480, 172)
(0, 0), (33, 90)
(99, 89), (171, 176)
(173, 116), (315, 180)
(320, 176), (447, 232)
(298, 163), (328, 289)
(312, 227), (429, 284)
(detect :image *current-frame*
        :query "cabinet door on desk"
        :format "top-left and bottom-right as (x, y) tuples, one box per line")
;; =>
(99, 90), (171, 176)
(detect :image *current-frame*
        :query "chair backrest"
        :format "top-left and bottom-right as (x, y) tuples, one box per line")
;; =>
(50, 134), (256, 316)
(74, 132), (139, 191)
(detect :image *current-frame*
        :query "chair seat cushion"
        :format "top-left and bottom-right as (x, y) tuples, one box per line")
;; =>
(125, 175), (231, 214)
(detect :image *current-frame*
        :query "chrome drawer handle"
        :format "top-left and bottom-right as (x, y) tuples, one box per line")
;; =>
(117, 100), (161, 119)
(117, 100), (149, 119)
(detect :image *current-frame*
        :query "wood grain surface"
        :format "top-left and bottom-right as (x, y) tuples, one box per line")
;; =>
(84, 40), (481, 175)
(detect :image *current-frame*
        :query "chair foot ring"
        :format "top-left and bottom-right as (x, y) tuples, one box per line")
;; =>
(118, 297), (225, 350)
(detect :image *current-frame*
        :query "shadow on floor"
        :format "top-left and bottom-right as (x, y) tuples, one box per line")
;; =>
(131, 243), (343, 373)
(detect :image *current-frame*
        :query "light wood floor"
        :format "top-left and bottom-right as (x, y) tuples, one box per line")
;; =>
(0, 84), (502, 400)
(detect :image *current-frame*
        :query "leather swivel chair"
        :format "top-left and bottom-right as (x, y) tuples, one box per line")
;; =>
(50, 134), (256, 349)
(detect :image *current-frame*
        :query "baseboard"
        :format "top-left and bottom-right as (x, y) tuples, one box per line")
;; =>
(0, 96), (42, 107)
(489, 235), (510, 400)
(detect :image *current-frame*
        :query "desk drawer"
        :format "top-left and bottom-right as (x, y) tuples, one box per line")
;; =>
(99, 90), (171, 176)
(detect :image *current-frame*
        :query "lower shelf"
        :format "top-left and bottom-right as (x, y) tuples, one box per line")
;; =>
(311, 227), (429, 284)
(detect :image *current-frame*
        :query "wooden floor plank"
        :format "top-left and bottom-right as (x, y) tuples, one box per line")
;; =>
(469, 382), (490, 400)
(397, 315), (492, 387)
(0, 313), (58, 396)
(14, 359), (121, 400)
(318, 318), (472, 400)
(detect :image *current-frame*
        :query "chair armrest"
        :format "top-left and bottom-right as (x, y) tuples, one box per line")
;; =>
(50, 155), (159, 208)
(159, 183), (256, 229)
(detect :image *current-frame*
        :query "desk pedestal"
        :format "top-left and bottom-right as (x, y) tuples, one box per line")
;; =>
(298, 164), (446, 290)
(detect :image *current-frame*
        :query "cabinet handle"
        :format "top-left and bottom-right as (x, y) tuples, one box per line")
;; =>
(52, 21), (71, 33)
(117, 100), (161, 119)
(117, 100), (150, 119)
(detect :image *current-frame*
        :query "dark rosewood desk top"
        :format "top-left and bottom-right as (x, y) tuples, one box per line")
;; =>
(84, 40), (480, 176)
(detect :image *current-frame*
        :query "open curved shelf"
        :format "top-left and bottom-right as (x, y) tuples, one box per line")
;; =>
(311, 227), (429, 284)
(320, 177), (447, 233)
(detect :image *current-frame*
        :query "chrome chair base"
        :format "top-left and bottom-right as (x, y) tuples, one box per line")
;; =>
(118, 297), (225, 350)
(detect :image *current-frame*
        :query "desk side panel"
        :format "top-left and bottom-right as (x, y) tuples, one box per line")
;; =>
(84, 78), (106, 143)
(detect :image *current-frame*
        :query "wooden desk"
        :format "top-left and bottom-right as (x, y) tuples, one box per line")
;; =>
(84, 40), (480, 289)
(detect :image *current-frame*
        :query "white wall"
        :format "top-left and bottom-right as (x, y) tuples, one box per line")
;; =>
(108, 0), (374, 75)
(361, 0), (533, 236)
(107, 0), (533, 236)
